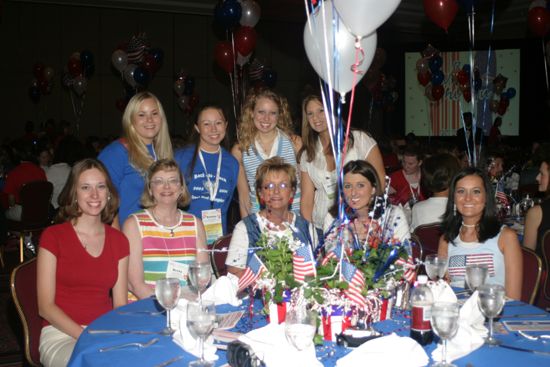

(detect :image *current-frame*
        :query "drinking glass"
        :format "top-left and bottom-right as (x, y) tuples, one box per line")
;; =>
(155, 278), (182, 335)
(424, 254), (448, 281)
(187, 300), (216, 367)
(431, 302), (460, 367)
(477, 284), (505, 346)
(465, 264), (488, 292)
(284, 307), (317, 351)
(188, 261), (212, 302)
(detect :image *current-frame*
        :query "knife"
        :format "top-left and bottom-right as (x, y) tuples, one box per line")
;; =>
(88, 329), (163, 335)
(498, 343), (550, 355)
(153, 355), (184, 367)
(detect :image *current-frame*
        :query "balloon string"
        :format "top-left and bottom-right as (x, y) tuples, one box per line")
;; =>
(467, 11), (477, 166)
(480, 0), (497, 157)
(349, 39), (365, 75)
(543, 39), (550, 92)
(341, 41), (362, 162)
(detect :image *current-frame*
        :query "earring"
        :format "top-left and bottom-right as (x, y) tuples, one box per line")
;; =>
(453, 204), (457, 216)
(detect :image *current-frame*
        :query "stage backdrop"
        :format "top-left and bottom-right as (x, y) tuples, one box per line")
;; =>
(405, 49), (520, 137)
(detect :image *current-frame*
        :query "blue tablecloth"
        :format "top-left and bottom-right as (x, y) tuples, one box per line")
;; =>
(68, 296), (550, 367)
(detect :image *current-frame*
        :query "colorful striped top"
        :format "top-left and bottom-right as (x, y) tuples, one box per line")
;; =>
(128, 209), (198, 301)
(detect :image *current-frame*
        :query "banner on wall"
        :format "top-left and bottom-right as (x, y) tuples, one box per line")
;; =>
(405, 49), (520, 136)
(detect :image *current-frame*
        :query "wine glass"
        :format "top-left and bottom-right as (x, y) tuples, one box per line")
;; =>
(187, 300), (216, 367)
(431, 302), (460, 367)
(284, 307), (317, 351)
(155, 278), (182, 335)
(424, 254), (448, 281)
(477, 284), (505, 346)
(465, 264), (488, 292)
(188, 261), (212, 302)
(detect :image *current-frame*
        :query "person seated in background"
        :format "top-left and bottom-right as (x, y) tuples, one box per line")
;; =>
(389, 145), (425, 207)
(123, 159), (208, 300)
(486, 151), (505, 183)
(410, 153), (460, 231)
(226, 157), (315, 278)
(523, 143), (550, 258)
(456, 112), (483, 161)
(488, 116), (503, 146)
(438, 167), (522, 300)
(37, 159), (129, 367)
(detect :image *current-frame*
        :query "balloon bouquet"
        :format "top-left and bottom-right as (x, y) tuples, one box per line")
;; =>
(61, 50), (95, 135)
(173, 70), (200, 115)
(111, 33), (164, 111)
(29, 63), (56, 104)
(213, 0), (266, 118)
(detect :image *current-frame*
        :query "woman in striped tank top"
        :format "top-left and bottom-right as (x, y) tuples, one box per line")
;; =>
(123, 159), (209, 301)
(232, 88), (302, 218)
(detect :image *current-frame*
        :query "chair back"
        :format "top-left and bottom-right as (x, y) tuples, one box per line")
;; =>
(413, 222), (442, 260)
(210, 234), (232, 278)
(409, 233), (423, 268)
(19, 180), (53, 226)
(520, 247), (543, 305)
(542, 230), (550, 301)
(10, 258), (41, 366)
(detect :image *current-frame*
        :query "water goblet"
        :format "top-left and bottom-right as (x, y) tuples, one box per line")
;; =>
(431, 302), (460, 367)
(465, 264), (489, 292)
(188, 261), (212, 302)
(477, 284), (506, 346)
(284, 306), (317, 351)
(187, 300), (216, 367)
(424, 254), (448, 281)
(155, 278), (182, 335)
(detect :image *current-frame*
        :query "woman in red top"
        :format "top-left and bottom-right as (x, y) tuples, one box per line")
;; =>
(37, 159), (129, 367)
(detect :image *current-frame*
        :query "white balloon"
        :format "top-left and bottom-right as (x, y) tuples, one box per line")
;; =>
(304, 1), (377, 95)
(334, 0), (400, 38)
(239, 0), (261, 27)
(111, 49), (128, 73)
(529, 0), (547, 11)
(123, 64), (138, 88)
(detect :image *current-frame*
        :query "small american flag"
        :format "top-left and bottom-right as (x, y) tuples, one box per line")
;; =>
(321, 243), (351, 266)
(395, 256), (416, 283)
(293, 244), (316, 282)
(448, 253), (495, 278)
(238, 253), (266, 291)
(340, 261), (367, 309)
(495, 180), (509, 206)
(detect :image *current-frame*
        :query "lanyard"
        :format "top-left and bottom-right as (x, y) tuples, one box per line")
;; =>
(198, 149), (222, 206)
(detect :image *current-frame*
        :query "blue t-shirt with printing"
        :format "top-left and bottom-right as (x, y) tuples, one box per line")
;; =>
(175, 146), (238, 235)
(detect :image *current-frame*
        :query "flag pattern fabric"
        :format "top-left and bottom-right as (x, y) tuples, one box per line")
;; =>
(292, 244), (316, 282)
(238, 253), (266, 291)
(495, 180), (509, 206)
(340, 260), (367, 309)
(395, 256), (416, 283)
(321, 243), (349, 266)
(448, 253), (495, 278)
(127, 34), (147, 64)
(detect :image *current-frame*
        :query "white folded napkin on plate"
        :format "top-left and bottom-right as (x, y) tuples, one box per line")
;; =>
(202, 273), (242, 306)
(171, 299), (219, 362)
(431, 290), (487, 363)
(428, 280), (458, 303)
(238, 322), (322, 367)
(336, 333), (429, 367)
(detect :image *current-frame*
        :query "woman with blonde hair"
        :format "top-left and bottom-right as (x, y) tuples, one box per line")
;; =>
(232, 88), (302, 218)
(123, 159), (208, 300)
(298, 94), (385, 233)
(99, 91), (173, 228)
(37, 159), (129, 366)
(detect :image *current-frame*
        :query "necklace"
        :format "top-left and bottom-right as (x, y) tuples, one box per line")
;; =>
(461, 221), (477, 228)
(150, 209), (180, 237)
(73, 224), (103, 250)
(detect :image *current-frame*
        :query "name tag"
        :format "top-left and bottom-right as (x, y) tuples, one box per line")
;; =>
(202, 208), (223, 245)
(322, 175), (337, 201)
(166, 260), (189, 281)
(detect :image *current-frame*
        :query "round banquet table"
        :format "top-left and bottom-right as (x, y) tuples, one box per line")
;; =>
(68, 294), (550, 367)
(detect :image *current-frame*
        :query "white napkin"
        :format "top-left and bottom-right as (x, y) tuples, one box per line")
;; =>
(238, 323), (322, 367)
(202, 273), (242, 306)
(428, 280), (458, 303)
(336, 333), (429, 367)
(171, 299), (219, 362)
(431, 291), (487, 363)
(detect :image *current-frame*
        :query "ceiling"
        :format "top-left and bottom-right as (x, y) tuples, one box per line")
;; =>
(12, 0), (534, 43)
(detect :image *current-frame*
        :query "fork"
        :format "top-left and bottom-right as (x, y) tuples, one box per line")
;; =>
(517, 330), (550, 342)
(99, 337), (159, 352)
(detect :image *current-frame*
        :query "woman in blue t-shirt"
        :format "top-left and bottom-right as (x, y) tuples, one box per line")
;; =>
(175, 105), (239, 244)
(98, 92), (173, 228)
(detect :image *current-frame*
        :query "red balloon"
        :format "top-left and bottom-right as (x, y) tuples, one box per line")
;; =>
(234, 26), (257, 56)
(463, 88), (471, 102)
(423, 0), (459, 32)
(497, 105), (507, 115)
(143, 54), (159, 74)
(39, 79), (51, 95)
(432, 85), (445, 101)
(456, 70), (469, 85)
(67, 57), (82, 77)
(528, 7), (550, 37)
(33, 63), (45, 80)
(214, 41), (234, 73)
(417, 71), (431, 86)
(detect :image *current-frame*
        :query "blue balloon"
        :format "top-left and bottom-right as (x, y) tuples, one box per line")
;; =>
(474, 78), (482, 91)
(457, 0), (479, 12)
(29, 86), (40, 103)
(183, 76), (195, 95)
(133, 67), (150, 86)
(431, 70), (445, 86)
(505, 87), (516, 99)
(462, 64), (471, 75)
(429, 55), (443, 72)
(149, 48), (164, 65)
(80, 50), (94, 69)
(262, 69), (278, 88)
(214, 0), (242, 29)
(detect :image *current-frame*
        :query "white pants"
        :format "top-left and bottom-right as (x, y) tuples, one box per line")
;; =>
(39, 326), (77, 367)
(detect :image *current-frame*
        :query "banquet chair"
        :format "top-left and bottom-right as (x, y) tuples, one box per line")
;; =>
(541, 230), (550, 303)
(409, 233), (423, 271)
(520, 247), (543, 305)
(10, 258), (41, 366)
(413, 222), (442, 260)
(6, 180), (53, 263)
(210, 234), (232, 278)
